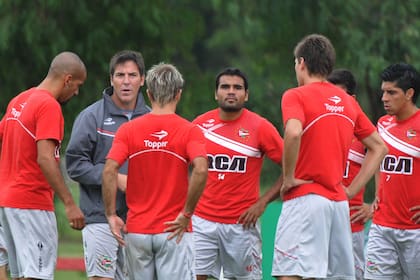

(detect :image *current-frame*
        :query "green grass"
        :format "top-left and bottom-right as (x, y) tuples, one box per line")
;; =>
(55, 270), (86, 280)
(56, 228), (85, 279)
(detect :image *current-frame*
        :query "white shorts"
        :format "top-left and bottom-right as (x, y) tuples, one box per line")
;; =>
(365, 223), (420, 279)
(192, 215), (262, 280)
(82, 223), (127, 279)
(0, 207), (57, 280)
(352, 230), (365, 280)
(272, 194), (354, 279)
(125, 232), (194, 280)
(0, 224), (7, 266)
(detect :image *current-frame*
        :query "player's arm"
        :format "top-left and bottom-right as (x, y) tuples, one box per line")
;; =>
(281, 118), (312, 196)
(37, 139), (85, 230)
(238, 175), (283, 228)
(345, 131), (387, 199)
(164, 156), (208, 243)
(102, 158), (126, 246)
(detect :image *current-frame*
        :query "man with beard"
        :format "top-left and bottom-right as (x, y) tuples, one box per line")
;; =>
(192, 67), (284, 280)
(0, 52), (86, 279)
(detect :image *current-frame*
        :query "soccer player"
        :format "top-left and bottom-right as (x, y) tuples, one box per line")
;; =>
(272, 34), (387, 280)
(364, 63), (420, 279)
(0, 52), (86, 279)
(102, 63), (208, 279)
(327, 69), (372, 279)
(192, 67), (284, 280)
(66, 50), (150, 279)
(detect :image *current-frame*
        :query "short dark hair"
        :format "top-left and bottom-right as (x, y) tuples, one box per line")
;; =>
(327, 69), (357, 94)
(109, 50), (145, 76)
(381, 63), (420, 103)
(215, 67), (248, 91)
(294, 34), (335, 77)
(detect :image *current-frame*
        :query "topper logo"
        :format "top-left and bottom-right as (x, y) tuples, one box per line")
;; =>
(150, 130), (168, 140)
(328, 96), (341, 104)
(202, 119), (215, 128)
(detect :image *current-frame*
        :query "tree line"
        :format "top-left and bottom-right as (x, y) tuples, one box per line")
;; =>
(1, 0), (419, 190)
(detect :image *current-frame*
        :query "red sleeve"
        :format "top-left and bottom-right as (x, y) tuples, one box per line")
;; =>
(35, 99), (63, 142)
(186, 125), (207, 162)
(107, 122), (130, 165)
(281, 88), (305, 126)
(258, 119), (283, 164)
(353, 100), (376, 141)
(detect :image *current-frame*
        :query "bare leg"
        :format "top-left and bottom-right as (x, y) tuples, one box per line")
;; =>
(0, 265), (7, 280)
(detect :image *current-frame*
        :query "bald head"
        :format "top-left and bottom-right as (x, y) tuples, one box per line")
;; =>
(48, 51), (86, 80)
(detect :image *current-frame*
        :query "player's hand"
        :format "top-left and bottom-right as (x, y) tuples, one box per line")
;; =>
(163, 212), (190, 243)
(410, 205), (420, 224)
(107, 214), (126, 246)
(343, 184), (355, 199)
(350, 203), (372, 224)
(280, 177), (313, 198)
(372, 196), (380, 212)
(238, 201), (265, 229)
(65, 203), (85, 230)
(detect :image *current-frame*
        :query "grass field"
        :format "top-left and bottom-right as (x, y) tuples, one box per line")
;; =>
(55, 237), (86, 280)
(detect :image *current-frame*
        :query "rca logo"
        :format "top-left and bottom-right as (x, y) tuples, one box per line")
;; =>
(208, 154), (247, 173)
(380, 155), (413, 175)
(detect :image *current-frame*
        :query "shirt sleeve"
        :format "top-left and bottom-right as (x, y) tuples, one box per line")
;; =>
(281, 88), (306, 126)
(353, 99), (376, 141)
(35, 98), (63, 142)
(258, 119), (283, 164)
(186, 124), (207, 162)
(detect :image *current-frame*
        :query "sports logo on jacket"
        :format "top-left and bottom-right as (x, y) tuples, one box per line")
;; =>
(103, 117), (115, 126)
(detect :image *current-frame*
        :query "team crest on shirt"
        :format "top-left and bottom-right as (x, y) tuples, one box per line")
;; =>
(406, 129), (416, 139)
(238, 128), (250, 139)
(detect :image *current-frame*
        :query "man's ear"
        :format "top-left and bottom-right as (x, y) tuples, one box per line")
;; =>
(147, 89), (154, 101)
(406, 88), (414, 102)
(64, 74), (72, 88)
